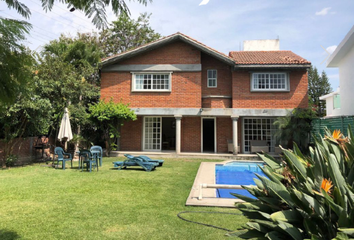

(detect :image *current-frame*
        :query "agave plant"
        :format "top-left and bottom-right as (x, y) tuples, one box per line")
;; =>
(229, 127), (354, 239)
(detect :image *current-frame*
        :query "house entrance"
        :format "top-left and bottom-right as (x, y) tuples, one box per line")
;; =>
(143, 117), (176, 151)
(202, 118), (216, 153)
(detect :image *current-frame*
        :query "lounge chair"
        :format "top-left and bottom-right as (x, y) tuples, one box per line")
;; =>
(112, 156), (158, 172)
(124, 154), (164, 166)
(54, 147), (73, 170)
(250, 140), (269, 153)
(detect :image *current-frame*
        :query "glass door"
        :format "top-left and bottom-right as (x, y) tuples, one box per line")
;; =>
(143, 117), (162, 151)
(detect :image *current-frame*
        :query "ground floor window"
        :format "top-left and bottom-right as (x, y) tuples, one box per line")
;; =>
(243, 118), (276, 153)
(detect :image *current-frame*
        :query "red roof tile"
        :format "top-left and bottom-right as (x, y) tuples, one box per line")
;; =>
(229, 51), (311, 65)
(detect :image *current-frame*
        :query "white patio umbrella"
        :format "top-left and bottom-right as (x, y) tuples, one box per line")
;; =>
(58, 107), (73, 150)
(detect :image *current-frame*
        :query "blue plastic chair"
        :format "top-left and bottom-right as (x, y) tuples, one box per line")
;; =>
(90, 146), (103, 166)
(54, 147), (73, 170)
(82, 150), (99, 172)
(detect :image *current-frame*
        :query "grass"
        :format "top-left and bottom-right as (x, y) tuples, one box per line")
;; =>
(0, 157), (247, 239)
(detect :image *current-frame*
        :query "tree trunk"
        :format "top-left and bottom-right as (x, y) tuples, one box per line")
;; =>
(104, 140), (110, 157)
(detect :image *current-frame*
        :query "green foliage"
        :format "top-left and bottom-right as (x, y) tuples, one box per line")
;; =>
(3, 0), (151, 29)
(89, 99), (136, 155)
(308, 66), (332, 116)
(99, 12), (161, 57)
(5, 154), (18, 167)
(230, 127), (354, 239)
(273, 108), (316, 151)
(0, 18), (32, 104)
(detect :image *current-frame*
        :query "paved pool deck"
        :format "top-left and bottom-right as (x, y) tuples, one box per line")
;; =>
(185, 160), (263, 208)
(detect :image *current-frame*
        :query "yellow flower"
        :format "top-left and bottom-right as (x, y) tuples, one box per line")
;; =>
(321, 178), (333, 194)
(332, 129), (343, 140)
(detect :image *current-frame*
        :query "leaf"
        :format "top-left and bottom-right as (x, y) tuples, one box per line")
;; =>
(277, 221), (303, 240)
(270, 210), (302, 223)
(257, 153), (282, 170)
(282, 148), (307, 180)
(339, 228), (354, 237)
(265, 231), (288, 240)
(328, 153), (347, 197)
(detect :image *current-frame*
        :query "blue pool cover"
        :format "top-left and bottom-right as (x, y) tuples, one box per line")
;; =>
(215, 162), (266, 199)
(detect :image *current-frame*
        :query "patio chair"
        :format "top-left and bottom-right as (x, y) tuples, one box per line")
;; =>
(90, 146), (103, 166)
(112, 156), (158, 172)
(54, 147), (73, 170)
(124, 154), (164, 166)
(81, 150), (99, 172)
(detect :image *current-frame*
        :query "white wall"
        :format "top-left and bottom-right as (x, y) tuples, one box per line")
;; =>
(338, 47), (354, 115)
(243, 39), (279, 51)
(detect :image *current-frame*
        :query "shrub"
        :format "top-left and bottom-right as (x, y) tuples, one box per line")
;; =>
(229, 128), (354, 239)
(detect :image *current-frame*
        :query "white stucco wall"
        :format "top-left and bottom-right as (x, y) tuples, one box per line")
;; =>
(338, 47), (354, 115)
(243, 39), (280, 51)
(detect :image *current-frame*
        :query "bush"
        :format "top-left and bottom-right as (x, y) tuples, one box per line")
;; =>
(229, 128), (354, 239)
(6, 154), (18, 167)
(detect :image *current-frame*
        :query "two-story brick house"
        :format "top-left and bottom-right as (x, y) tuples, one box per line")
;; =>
(100, 32), (310, 154)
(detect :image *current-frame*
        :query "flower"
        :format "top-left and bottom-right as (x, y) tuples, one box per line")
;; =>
(321, 178), (333, 194)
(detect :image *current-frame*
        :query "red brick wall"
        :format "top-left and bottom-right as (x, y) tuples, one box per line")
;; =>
(181, 117), (201, 152)
(216, 117), (232, 153)
(119, 41), (201, 65)
(120, 117), (142, 151)
(202, 98), (231, 108)
(232, 70), (308, 108)
(101, 72), (202, 108)
(101, 41), (203, 108)
(201, 53), (232, 97)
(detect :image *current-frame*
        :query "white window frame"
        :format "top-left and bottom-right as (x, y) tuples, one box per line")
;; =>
(250, 72), (289, 92)
(143, 116), (162, 151)
(207, 69), (217, 88)
(131, 72), (172, 92)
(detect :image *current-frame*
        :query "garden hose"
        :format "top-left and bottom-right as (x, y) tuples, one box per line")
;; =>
(177, 211), (243, 232)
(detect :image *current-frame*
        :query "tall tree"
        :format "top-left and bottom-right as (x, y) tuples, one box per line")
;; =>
(308, 66), (332, 116)
(99, 12), (161, 57)
(3, 0), (151, 29)
(0, 18), (32, 104)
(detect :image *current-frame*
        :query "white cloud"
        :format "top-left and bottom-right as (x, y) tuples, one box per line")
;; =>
(326, 45), (337, 54)
(315, 7), (331, 16)
(199, 0), (209, 6)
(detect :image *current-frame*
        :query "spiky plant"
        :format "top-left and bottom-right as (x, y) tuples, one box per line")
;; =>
(229, 127), (354, 239)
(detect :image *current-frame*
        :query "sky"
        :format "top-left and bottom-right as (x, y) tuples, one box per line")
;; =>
(1, 0), (354, 90)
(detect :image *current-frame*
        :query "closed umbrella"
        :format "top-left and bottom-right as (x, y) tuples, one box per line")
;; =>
(58, 108), (73, 150)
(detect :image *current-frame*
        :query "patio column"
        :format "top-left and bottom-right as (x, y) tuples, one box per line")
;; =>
(175, 115), (182, 154)
(231, 116), (239, 155)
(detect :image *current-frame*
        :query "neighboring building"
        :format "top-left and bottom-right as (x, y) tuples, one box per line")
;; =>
(100, 32), (310, 154)
(321, 25), (354, 117)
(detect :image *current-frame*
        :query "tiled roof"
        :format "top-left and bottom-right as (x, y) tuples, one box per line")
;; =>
(229, 51), (311, 65)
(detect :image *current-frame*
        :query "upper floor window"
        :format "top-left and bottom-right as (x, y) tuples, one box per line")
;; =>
(251, 72), (289, 91)
(132, 73), (171, 92)
(207, 69), (217, 88)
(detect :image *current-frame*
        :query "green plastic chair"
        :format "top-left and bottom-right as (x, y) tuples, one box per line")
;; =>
(54, 147), (73, 170)
(81, 150), (99, 172)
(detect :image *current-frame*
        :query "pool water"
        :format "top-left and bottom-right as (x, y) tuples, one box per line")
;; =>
(215, 161), (266, 199)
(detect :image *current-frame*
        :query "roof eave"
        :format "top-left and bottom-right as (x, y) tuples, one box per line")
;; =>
(327, 25), (354, 68)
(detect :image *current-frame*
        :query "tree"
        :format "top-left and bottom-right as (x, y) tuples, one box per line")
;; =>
(0, 51), (53, 168)
(0, 18), (32, 104)
(273, 108), (316, 152)
(99, 12), (161, 57)
(3, 0), (151, 29)
(89, 99), (137, 156)
(308, 66), (332, 116)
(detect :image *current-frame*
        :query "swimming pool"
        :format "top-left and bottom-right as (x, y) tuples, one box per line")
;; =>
(215, 161), (266, 199)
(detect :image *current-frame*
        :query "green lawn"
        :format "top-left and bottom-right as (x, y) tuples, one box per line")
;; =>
(0, 157), (247, 239)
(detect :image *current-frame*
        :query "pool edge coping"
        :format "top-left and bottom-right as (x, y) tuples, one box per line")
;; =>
(185, 160), (263, 208)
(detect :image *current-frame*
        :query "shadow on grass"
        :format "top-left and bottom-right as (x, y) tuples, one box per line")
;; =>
(0, 229), (21, 240)
(109, 168), (149, 172)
